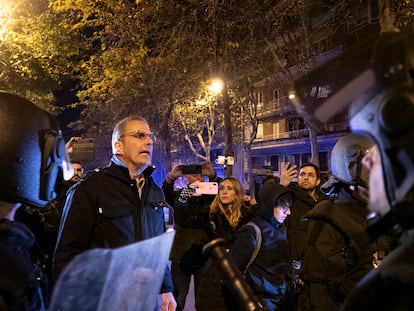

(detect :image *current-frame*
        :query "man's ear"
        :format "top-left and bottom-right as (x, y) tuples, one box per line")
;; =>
(316, 178), (321, 186)
(114, 141), (123, 155)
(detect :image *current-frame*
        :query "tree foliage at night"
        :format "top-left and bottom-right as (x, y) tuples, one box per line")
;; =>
(0, 0), (83, 111)
(4, 0), (414, 173)
(49, 0), (289, 168)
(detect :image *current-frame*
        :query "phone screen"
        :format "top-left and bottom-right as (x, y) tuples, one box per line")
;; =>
(195, 182), (218, 195)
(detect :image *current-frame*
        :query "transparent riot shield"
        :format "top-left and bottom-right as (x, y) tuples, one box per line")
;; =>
(49, 230), (175, 311)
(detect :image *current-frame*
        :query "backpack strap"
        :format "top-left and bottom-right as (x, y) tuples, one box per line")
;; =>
(242, 221), (262, 277)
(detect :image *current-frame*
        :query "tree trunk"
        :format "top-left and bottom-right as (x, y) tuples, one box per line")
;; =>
(223, 94), (234, 177)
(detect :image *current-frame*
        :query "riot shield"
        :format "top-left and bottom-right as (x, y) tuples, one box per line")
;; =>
(49, 230), (175, 311)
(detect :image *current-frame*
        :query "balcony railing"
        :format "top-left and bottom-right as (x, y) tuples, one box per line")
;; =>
(254, 129), (309, 142)
(253, 122), (349, 143)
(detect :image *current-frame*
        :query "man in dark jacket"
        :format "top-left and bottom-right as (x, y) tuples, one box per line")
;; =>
(279, 162), (329, 310)
(280, 163), (328, 269)
(229, 183), (293, 311)
(54, 116), (176, 311)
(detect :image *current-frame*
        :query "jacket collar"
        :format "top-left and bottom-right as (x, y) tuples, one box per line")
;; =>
(108, 156), (156, 181)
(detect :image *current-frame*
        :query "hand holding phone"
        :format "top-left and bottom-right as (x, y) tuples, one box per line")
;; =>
(280, 162), (298, 187)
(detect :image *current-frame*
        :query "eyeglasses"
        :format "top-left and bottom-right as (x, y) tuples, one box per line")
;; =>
(120, 131), (157, 143)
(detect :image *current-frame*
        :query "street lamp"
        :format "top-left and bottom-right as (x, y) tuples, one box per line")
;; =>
(0, 2), (12, 43)
(209, 78), (234, 177)
(209, 78), (224, 95)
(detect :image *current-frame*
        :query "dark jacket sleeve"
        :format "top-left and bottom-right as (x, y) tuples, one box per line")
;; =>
(229, 224), (257, 273)
(161, 266), (174, 293)
(162, 179), (179, 207)
(144, 179), (174, 293)
(173, 195), (212, 228)
(53, 183), (96, 281)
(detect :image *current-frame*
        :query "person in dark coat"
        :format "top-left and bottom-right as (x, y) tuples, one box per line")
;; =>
(280, 162), (329, 265)
(163, 162), (220, 311)
(291, 23), (414, 311)
(279, 162), (329, 309)
(14, 160), (85, 289)
(53, 116), (176, 310)
(297, 134), (377, 310)
(196, 177), (257, 311)
(0, 92), (73, 310)
(229, 183), (293, 311)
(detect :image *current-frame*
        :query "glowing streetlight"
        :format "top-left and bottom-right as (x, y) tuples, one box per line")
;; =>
(0, 2), (13, 42)
(209, 78), (224, 95)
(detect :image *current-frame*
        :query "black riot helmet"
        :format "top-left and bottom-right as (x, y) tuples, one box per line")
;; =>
(0, 92), (72, 207)
(290, 22), (414, 230)
(330, 133), (374, 187)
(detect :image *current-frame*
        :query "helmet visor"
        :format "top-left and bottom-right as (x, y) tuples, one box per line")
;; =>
(290, 37), (378, 132)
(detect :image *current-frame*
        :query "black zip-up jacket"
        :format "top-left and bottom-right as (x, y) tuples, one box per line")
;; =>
(53, 161), (173, 293)
(285, 183), (329, 262)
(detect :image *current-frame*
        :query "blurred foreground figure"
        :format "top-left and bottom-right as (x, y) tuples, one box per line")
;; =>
(291, 22), (414, 310)
(0, 91), (72, 310)
(297, 134), (376, 310)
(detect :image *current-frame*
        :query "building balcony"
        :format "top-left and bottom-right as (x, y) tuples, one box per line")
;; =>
(250, 121), (348, 155)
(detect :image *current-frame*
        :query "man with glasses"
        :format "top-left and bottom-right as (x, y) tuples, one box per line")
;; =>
(54, 116), (177, 311)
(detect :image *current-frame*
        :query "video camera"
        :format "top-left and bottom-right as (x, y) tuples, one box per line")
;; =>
(181, 164), (202, 175)
(69, 138), (95, 162)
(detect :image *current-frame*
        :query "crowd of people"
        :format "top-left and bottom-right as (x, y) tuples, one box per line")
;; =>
(0, 101), (403, 311)
(2, 22), (414, 311)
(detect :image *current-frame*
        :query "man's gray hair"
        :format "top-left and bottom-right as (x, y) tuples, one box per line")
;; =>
(111, 115), (148, 154)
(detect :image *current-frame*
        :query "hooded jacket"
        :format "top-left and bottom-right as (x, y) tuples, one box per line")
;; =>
(229, 183), (293, 310)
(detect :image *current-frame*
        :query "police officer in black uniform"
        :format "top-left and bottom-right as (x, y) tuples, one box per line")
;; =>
(0, 92), (72, 310)
(291, 22), (414, 311)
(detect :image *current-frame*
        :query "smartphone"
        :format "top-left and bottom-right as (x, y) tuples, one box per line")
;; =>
(181, 164), (202, 175)
(284, 155), (296, 168)
(195, 182), (219, 195)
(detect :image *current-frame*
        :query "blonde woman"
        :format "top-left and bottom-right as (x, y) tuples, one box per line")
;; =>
(197, 177), (257, 311)
(207, 177), (256, 241)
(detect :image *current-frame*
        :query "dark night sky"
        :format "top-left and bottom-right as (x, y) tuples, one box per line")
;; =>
(54, 80), (84, 140)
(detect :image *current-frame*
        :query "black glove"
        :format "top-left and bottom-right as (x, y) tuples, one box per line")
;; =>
(178, 187), (195, 204)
